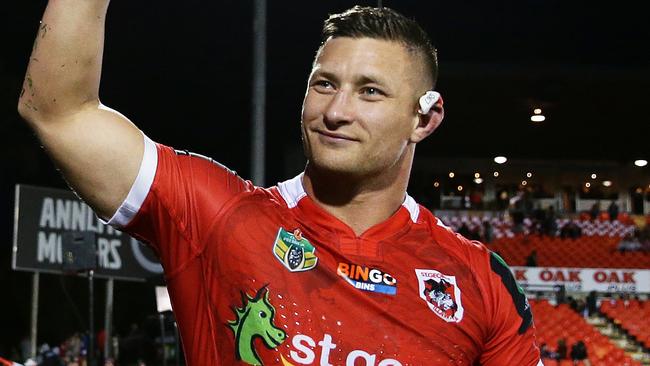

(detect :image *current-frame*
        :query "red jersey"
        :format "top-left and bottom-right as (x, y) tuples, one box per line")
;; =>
(107, 136), (542, 366)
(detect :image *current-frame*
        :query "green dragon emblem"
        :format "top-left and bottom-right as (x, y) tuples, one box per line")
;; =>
(227, 285), (287, 365)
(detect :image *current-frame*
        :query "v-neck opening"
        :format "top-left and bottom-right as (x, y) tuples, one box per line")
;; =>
(274, 173), (420, 257)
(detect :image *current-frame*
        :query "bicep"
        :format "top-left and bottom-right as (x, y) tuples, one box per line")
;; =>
(33, 102), (144, 219)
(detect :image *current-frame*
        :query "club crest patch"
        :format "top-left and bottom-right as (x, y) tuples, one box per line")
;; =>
(273, 228), (318, 272)
(415, 269), (464, 323)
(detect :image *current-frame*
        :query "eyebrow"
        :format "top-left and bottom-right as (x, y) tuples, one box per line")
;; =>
(356, 74), (394, 96)
(310, 70), (339, 84)
(311, 69), (393, 92)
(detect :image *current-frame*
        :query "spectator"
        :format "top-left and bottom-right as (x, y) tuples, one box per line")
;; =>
(522, 189), (534, 217)
(570, 340), (591, 365)
(539, 343), (556, 360)
(607, 201), (619, 222)
(40, 346), (63, 366)
(586, 290), (598, 317)
(575, 299), (588, 317)
(618, 292), (630, 308)
(556, 285), (566, 305)
(35, 343), (64, 366)
(589, 202), (600, 221)
(542, 205), (558, 237)
(458, 223), (471, 239)
(468, 226), (482, 241)
(639, 224), (650, 252)
(525, 250), (538, 267)
(560, 221), (582, 239)
(496, 190), (509, 210)
(617, 233), (641, 252)
(559, 223), (570, 239)
(62, 333), (82, 363)
(98, 328), (106, 359)
(509, 191), (526, 233)
(568, 296), (578, 311)
(555, 338), (568, 360)
(482, 219), (494, 243)
(469, 190), (483, 209)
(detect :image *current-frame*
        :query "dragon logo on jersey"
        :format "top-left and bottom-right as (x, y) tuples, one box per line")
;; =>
(415, 269), (464, 323)
(227, 285), (406, 365)
(227, 285), (286, 365)
(273, 228), (318, 272)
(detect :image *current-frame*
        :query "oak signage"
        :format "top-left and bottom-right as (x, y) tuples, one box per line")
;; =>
(512, 266), (649, 293)
(12, 184), (162, 281)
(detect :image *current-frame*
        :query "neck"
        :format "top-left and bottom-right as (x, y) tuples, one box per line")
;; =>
(303, 148), (414, 236)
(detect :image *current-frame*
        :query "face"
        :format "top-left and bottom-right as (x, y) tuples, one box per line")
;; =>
(301, 37), (431, 178)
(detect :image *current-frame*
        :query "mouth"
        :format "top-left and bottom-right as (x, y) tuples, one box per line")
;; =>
(313, 129), (359, 142)
(265, 330), (285, 347)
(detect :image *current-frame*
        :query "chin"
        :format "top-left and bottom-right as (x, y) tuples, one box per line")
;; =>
(309, 153), (366, 176)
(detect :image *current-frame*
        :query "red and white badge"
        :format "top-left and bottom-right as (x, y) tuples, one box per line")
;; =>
(415, 269), (464, 323)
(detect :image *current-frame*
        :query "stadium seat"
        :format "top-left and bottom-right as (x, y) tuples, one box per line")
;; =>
(532, 299), (642, 366)
(600, 299), (650, 349)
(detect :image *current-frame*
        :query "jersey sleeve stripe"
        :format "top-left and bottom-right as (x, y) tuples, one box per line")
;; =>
(103, 132), (158, 228)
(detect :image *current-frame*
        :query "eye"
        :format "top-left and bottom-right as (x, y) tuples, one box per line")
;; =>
(361, 87), (385, 98)
(259, 311), (267, 318)
(311, 79), (334, 92)
(315, 80), (332, 88)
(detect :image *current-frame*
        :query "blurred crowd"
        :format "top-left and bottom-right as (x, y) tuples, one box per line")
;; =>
(1, 323), (165, 366)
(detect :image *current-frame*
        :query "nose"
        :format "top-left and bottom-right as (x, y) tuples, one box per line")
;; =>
(323, 91), (354, 128)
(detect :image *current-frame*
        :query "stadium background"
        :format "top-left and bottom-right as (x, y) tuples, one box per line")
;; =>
(0, 0), (648, 365)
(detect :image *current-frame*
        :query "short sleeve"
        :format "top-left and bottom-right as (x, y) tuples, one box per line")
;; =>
(105, 133), (251, 273)
(478, 251), (543, 366)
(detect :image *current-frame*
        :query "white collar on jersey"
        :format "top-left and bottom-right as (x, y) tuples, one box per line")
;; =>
(276, 173), (420, 223)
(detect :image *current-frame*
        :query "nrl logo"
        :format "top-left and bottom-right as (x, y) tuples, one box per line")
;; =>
(415, 269), (464, 323)
(272, 228), (318, 272)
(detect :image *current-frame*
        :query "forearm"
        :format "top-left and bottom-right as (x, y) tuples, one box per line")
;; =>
(18, 0), (110, 123)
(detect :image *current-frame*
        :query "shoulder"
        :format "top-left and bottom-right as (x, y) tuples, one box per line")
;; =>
(160, 144), (239, 177)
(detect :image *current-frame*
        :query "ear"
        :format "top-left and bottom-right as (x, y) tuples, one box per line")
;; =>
(410, 95), (444, 143)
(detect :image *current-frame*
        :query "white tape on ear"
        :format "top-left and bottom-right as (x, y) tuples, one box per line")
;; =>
(418, 91), (440, 114)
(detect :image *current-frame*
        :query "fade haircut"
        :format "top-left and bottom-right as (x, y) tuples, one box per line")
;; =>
(320, 6), (438, 88)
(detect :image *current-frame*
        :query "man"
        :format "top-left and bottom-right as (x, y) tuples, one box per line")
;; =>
(19, 2), (541, 365)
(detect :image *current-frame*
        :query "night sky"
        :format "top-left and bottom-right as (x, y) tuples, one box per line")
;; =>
(1, 0), (649, 355)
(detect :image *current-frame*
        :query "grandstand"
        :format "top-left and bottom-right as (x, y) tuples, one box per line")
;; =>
(531, 299), (642, 366)
(438, 213), (650, 365)
(600, 299), (650, 352)
(439, 215), (638, 240)
(439, 215), (650, 269)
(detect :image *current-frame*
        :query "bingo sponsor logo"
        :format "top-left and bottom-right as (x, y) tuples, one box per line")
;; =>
(337, 262), (397, 295)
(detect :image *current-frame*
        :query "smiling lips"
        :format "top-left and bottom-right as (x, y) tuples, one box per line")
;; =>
(314, 130), (359, 143)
